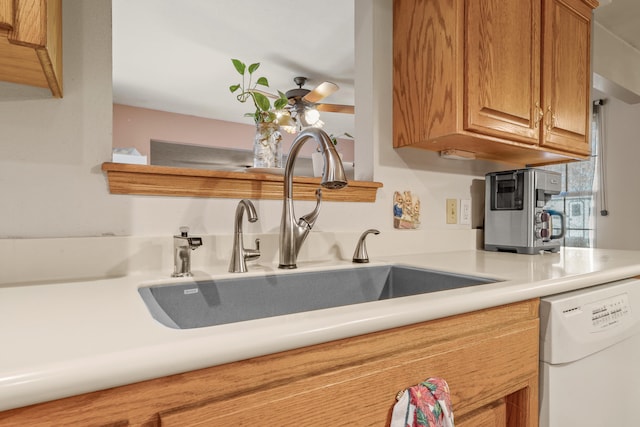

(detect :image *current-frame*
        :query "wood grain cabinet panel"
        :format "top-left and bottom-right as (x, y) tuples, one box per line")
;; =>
(0, 299), (539, 426)
(0, 0), (62, 97)
(393, 0), (597, 166)
(464, 0), (541, 145)
(0, 1), (13, 29)
(159, 321), (538, 426)
(457, 399), (506, 427)
(541, 0), (593, 155)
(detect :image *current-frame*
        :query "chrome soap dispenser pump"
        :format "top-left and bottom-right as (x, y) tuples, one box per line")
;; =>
(172, 226), (202, 277)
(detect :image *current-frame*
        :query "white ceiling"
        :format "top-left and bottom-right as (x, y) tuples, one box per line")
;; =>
(594, 0), (640, 51)
(112, 0), (356, 137)
(112, 0), (640, 139)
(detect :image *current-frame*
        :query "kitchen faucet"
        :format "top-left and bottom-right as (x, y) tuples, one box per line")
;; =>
(279, 128), (348, 269)
(229, 199), (260, 273)
(171, 226), (202, 277)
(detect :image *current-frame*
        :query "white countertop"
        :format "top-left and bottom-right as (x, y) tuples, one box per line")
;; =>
(2, 247), (640, 411)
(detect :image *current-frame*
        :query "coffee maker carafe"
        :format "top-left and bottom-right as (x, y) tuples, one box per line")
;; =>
(484, 168), (564, 254)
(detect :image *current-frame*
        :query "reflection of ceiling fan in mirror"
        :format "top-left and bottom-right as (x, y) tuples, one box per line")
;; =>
(259, 76), (355, 131)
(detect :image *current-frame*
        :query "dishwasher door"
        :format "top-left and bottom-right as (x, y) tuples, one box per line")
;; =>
(539, 278), (640, 427)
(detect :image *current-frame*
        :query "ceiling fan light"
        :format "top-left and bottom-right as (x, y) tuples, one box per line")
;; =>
(275, 109), (294, 125)
(303, 107), (321, 126)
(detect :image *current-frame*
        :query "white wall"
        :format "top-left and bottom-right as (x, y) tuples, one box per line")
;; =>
(593, 23), (640, 99)
(0, 0), (502, 244)
(594, 94), (640, 249)
(590, 18), (640, 249)
(0, 0), (114, 238)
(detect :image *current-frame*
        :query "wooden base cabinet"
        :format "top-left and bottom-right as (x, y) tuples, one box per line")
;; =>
(0, 299), (539, 426)
(393, 0), (597, 166)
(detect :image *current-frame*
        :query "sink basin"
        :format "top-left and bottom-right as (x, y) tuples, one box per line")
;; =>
(139, 265), (497, 329)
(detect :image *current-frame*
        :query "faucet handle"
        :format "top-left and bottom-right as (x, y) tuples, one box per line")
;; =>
(352, 229), (380, 263)
(299, 189), (323, 229)
(244, 238), (261, 262)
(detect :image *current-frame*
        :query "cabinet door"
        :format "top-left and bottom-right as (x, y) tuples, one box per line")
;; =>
(464, 0), (541, 145)
(158, 316), (539, 426)
(458, 399), (506, 427)
(0, 1), (13, 29)
(540, 0), (592, 155)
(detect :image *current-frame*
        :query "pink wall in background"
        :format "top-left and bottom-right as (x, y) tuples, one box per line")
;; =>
(112, 104), (354, 162)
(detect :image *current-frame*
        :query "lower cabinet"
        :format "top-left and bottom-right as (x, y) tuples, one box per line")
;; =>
(0, 299), (539, 426)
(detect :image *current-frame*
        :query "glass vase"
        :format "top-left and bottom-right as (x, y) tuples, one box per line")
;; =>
(253, 122), (283, 168)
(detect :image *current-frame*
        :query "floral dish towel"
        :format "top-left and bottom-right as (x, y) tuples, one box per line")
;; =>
(390, 377), (454, 427)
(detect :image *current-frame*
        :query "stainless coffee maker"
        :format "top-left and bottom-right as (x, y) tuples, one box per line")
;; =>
(484, 168), (564, 254)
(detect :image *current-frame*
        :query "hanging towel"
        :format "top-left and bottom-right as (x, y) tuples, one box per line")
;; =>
(390, 377), (454, 427)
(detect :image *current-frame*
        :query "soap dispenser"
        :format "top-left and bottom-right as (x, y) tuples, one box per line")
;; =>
(172, 226), (202, 277)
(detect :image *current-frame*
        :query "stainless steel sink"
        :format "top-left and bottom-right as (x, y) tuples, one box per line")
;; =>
(138, 265), (497, 329)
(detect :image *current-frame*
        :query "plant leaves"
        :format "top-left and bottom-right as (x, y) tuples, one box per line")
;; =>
(229, 84), (241, 93)
(253, 92), (271, 112)
(274, 98), (288, 110)
(248, 62), (260, 74)
(262, 111), (277, 123)
(256, 77), (269, 87)
(231, 59), (245, 75)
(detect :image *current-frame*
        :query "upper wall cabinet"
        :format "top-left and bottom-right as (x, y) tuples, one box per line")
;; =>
(393, 0), (598, 166)
(0, 0), (62, 97)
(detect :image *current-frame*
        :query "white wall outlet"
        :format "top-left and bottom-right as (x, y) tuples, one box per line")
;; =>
(460, 199), (471, 225)
(446, 199), (458, 224)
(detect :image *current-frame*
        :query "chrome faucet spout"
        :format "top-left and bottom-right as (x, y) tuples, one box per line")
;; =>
(279, 128), (348, 269)
(234, 199), (258, 232)
(229, 199), (260, 273)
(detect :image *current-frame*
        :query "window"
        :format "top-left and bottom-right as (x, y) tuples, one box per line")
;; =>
(543, 105), (602, 248)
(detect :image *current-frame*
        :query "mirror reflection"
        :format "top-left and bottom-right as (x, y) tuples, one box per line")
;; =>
(111, 0), (355, 175)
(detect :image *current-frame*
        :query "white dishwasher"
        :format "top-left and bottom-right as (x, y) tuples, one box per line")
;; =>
(539, 278), (640, 426)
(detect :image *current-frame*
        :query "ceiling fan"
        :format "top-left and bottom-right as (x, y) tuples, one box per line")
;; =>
(257, 76), (355, 130)
(284, 76), (354, 115)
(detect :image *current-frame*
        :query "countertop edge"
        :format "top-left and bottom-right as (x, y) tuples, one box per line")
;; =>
(1, 249), (640, 411)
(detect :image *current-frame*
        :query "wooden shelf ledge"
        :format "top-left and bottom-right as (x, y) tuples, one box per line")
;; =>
(101, 163), (383, 202)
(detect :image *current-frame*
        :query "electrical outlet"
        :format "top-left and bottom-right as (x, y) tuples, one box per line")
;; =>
(460, 199), (471, 225)
(446, 199), (458, 224)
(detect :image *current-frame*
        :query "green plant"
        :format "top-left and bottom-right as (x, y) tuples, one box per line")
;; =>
(329, 132), (353, 146)
(229, 59), (289, 124)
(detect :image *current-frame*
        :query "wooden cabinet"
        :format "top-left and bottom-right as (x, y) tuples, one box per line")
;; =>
(541, 0), (594, 155)
(393, 0), (597, 166)
(0, 0), (62, 97)
(0, 299), (539, 426)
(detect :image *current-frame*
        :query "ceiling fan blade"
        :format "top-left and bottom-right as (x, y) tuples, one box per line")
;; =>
(303, 81), (339, 103)
(249, 89), (279, 99)
(316, 103), (355, 114)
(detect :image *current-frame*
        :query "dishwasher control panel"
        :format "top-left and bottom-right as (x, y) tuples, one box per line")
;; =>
(587, 293), (630, 331)
(541, 278), (640, 364)
(560, 292), (631, 332)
